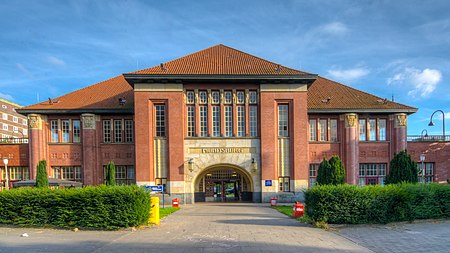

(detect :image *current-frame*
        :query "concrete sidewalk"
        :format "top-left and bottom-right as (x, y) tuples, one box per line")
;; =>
(0, 203), (371, 253)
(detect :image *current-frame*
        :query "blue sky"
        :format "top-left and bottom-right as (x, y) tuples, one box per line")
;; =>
(0, 0), (449, 135)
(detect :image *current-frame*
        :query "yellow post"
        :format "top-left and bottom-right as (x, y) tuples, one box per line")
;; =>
(149, 196), (160, 225)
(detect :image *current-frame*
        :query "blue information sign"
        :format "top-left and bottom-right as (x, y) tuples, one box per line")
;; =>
(145, 185), (164, 192)
(265, 180), (272, 186)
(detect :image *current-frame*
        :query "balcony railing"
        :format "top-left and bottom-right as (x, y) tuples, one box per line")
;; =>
(0, 138), (29, 144)
(407, 135), (449, 142)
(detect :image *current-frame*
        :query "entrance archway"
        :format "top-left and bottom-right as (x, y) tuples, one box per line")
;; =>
(194, 164), (253, 202)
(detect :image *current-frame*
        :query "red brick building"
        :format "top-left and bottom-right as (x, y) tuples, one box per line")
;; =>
(1, 45), (447, 202)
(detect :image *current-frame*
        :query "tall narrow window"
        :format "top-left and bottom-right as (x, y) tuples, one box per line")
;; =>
(125, 120), (133, 143)
(249, 91), (257, 104)
(103, 120), (111, 143)
(199, 91), (207, 104)
(155, 105), (166, 137)
(114, 120), (123, 143)
(359, 119), (366, 141)
(73, 120), (80, 143)
(319, 119), (327, 141)
(237, 106), (245, 137)
(330, 119), (338, 142)
(225, 106), (233, 137)
(309, 119), (317, 141)
(237, 91), (245, 104)
(186, 91), (195, 104)
(249, 106), (257, 137)
(278, 105), (289, 137)
(187, 106), (195, 137)
(379, 119), (386, 141)
(369, 119), (376, 141)
(51, 120), (59, 143)
(61, 120), (70, 143)
(211, 91), (220, 104)
(212, 106), (220, 137)
(309, 164), (319, 188)
(224, 91), (232, 104)
(199, 106), (208, 137)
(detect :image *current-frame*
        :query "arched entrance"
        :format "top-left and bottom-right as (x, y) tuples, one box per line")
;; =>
(194, 164), (253, 202)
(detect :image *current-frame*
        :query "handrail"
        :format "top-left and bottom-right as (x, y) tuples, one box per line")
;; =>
(0, 138), (29, 144)
(407, 135), (449, 142)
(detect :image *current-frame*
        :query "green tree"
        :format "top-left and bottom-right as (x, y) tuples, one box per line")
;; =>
(329, 155), (346, 185)
(386, 150), (418, 184)
(317, 157), (332, 185)
(36, 160), (49, 188)
(105, 161), (116, 186)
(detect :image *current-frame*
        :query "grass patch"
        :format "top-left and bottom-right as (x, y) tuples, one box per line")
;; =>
(160, 207), (180, 219)
(273, 205), (313, 224)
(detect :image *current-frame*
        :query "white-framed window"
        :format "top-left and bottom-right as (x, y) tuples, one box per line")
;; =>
(13, 126), (18, 133)
(224, 91), (232, 104)
(186, 91), (195, 104)
(114, 120), (123, 143)
(225, 106), (233, 137)
(212, 106), (220, 137)
(103, 165), (136, 185)
(369, 119), (376, 141)
(237, 106), (245, 137)
(309, 164), (319, 188)
(279, 176), (290, 192)
(199, 91), (207, 104)
(211, 91), (220, 104)
(22, 119), (27, 125)
(249, 91), (257, 104)
(125, 120), (133, 143)
(1, 105), (6, 109)
(237, 91), (245, 104)
(61, 120), (70, 143)
(2, 113), (7, 120)
(309, 119), (317, 141)
(418, 163), (434, 183)
(155, 105), (166, 137)
(249, 106), (257, 137)
(278, 105), (289, 137)
(359, 119), (366, 141)
(51, 120), (59, 142)
(3, 124), (8, 130)
(53, 166), (82, 182)
(379, 119), (386, 141)
(359, 163), (386, 186)
(187, 106), (195, 137)
(23, 129), (28, 135)
(319, 119), (327, 141)
(13, 116), (18, 123)
(73, 120), (81, 143)
(199, 106), (208, 137)
(103, 120), (111, 143)
(330, 119), (338, 142)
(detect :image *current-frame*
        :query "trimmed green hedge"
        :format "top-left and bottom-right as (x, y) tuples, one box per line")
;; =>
(0, 185), (151, 229)
(305, 183), (450, 224)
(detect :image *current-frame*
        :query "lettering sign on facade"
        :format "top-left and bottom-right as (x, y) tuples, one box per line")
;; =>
(189, 147), (256, 154)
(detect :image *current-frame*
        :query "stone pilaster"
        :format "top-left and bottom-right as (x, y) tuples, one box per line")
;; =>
(81, 113), (98, 185)
(28, 114), (46, 179)
(344, 113), (359, 185)
(393, 113), (407, 153)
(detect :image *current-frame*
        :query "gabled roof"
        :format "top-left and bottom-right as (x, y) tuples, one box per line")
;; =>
(129, 44), (309, 76)
(19, 76), (133, 114)
(19, 44), (416, 114)
(308, 76), (417, 113)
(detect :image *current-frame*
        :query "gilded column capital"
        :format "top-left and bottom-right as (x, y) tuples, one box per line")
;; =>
(345, 113), (358, 128)
(28, 114), (43, 129)
(395, 113), (407, 128)
(81, 113), (97, 129)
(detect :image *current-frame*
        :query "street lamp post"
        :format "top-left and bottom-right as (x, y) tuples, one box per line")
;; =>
(2, 158), (9, 190)
(428, 110), (446, 141)
(419, 153), (426, 184)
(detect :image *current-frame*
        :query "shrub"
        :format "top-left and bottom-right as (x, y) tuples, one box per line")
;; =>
(0, 185), (150, 229)
(317, 156), (346, 185)
(36, 160), (48, 188)
(386, 150), (418, 184)
(316, 158), (332, 185)
(305, 183), (450, 224)
(105, 161), (116, 186)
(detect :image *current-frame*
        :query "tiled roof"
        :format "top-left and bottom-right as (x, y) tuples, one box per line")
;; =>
(21, 75), (133, 111)
(20, 45), (416, 113)
(129, 44), (309, 76)
(308, 76), (416, 112)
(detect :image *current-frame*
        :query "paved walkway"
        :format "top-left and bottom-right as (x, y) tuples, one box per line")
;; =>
(0, 203), (370, 253)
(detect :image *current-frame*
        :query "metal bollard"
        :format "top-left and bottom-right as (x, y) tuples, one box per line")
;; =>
(149, 196), (160, 225)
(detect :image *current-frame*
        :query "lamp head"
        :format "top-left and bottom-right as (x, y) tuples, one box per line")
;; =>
(2, 158), (8, 165)
(428, 121), (435, 126)
(419, 153), (426, 162)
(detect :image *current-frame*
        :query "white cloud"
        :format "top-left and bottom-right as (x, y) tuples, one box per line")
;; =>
(388, 68), (442, 98)
(46, 56), (65, 66)
(327, 67), (369, 82)
(16, 63), (33, 78)
(0, 92), (14, 101)
(318, 22), (349, 35)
